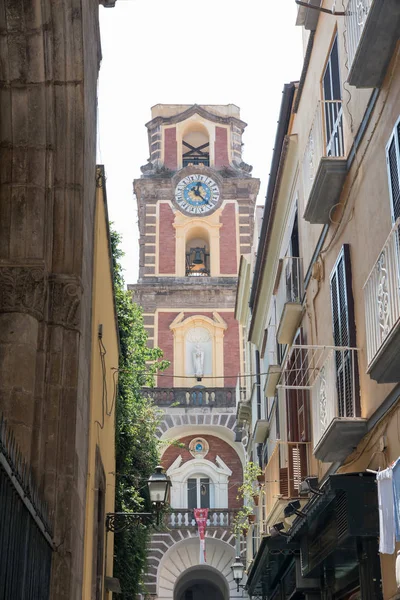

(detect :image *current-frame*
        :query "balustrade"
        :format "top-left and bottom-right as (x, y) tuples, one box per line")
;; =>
(165, 508), (237, 529)
(275, 257), (303, 345)
(364, 219), (400, 381)
(346, 0), (372, 72)
(144, 387), (236, 407)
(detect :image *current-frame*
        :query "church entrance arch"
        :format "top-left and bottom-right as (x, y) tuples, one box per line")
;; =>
(174, 565), (229, 600)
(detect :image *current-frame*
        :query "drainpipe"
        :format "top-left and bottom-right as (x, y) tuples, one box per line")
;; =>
(255, 350), (263, 468)
(255, 350), (261, 420)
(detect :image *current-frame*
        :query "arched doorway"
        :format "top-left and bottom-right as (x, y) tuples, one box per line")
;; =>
(174, 565), (229, 600)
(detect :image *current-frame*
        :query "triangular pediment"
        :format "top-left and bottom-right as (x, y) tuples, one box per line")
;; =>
(146, 104), (247, 130)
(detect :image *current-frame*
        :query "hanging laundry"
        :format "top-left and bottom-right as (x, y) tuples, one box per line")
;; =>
(377, 467), (395, 554)
(391, 458), (400, 541)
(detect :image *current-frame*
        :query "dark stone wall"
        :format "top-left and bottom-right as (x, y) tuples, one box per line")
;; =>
(0, 1), (109, 597)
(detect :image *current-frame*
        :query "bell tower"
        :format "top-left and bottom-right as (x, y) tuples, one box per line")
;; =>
(131, 104), (259, 387)
(129, 104), (260, 600)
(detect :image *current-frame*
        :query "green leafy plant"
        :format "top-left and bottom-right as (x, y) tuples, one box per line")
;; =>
(233, 505), (253, 536)
(111, 228), (169, 599)
(233, 462), (263, 536)
(237, 462), (263, 503)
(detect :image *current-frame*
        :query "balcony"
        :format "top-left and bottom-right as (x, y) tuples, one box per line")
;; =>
(346, 0), (400, 88)
(302, 101), (347, 225)
(144, 387), (236, 407)
(364, 219), (400, 382)
(263, 325), (281, 398)
(276, 257), (303, 345)
(235, 381), (250, 426)
(278, 345), (366, 463)
(250, 383), (269, 443)
(264, 441), (309, 527)
(295, 0), (322, 31)
(165, 508), (237, 529)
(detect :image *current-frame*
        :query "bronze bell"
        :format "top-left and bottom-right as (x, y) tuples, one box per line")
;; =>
(193, 248), (203, 264)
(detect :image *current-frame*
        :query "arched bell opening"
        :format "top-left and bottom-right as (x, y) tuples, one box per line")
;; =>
(182, 123), (210, 168)
(174, 565), (230, 600)
(185, 226), (210, 277)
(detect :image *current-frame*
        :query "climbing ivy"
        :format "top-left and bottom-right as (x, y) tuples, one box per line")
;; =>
(111, 228), (169, 598)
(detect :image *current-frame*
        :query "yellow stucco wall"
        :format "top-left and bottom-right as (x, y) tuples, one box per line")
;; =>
(82, 171), (119, 599)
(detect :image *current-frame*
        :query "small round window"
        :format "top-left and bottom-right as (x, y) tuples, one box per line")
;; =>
(189, 437), (209, 459)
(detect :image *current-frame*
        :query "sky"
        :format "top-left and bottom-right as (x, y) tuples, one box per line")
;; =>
(97, 0), (304, 286)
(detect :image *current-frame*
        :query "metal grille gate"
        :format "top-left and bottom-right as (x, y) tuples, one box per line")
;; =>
(0, 417), (53, 599)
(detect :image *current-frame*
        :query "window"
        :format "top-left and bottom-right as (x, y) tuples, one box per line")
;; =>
(285, 331), (309, 443)
(330, 245), (359, 418)
(187, 477), (211, 508)
(322, 35), (344, 157)
(386, 116), (400, 223)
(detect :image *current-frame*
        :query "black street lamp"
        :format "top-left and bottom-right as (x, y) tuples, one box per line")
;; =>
(106, 466), (172, 533)
(231, 556), (246, 592)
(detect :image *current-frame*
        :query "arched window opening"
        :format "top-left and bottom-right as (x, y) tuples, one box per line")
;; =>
(185, 227), (210, 277)
(182, 128), (210, 168)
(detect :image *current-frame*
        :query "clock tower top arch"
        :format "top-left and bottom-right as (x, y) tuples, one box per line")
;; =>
(140, 104), (253, 175)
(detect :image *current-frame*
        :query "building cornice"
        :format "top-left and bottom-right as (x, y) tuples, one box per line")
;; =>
(145, 104), (247, 131)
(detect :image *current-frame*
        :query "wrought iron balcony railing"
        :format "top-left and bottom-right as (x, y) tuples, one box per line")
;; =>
(263, 324), (281, 398)
(165, 508), (238, 529)
(275, 256), (303, 345)
(345, 0), (400, 88)
(364, 218), (400, 382)
(277, 345), (365, 462)
(143, 387), (237, 407)
(302, 100), (347, 224)
(346, 0), (373, 74)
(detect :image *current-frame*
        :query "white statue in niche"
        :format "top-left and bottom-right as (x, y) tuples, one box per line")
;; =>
(193, 343), (205, 377)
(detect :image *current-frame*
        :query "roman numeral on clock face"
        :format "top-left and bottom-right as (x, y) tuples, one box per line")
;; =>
(174, 174), (220, 215)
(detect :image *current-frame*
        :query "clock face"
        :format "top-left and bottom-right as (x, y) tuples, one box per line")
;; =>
(175, 174), (220, 215)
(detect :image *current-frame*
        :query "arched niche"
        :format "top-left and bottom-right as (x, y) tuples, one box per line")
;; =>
(174, 215), (222, 277)
(181, 122), (210, 168)
(185, 225), (210, 277)
(169, 313), (227, 387)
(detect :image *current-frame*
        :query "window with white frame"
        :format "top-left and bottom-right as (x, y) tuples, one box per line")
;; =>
(330, 245), (359, 418)
(187, 476), (213, 509)
(386, 116), (400, 223)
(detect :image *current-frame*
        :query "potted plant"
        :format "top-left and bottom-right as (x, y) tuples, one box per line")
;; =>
(247, 513), (256, 525)
(233, 506), (253, 536)
(238, 462), (263, 505)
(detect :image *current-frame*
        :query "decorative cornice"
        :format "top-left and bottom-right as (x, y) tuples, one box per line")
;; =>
(146, 104), (247, 131)
(48, 275), (82, 331)
(0, 266), (46, 320)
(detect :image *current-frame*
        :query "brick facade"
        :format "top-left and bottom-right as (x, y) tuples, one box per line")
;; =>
(220, 203), (238, 274)
(162, 434), (243, 508)
(164, 127), (177, 170)
(158, 204), (176, 274)
(157, 312), (175, 386)
(223, 312), (241, 385)
(214, 126), (229, 168)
